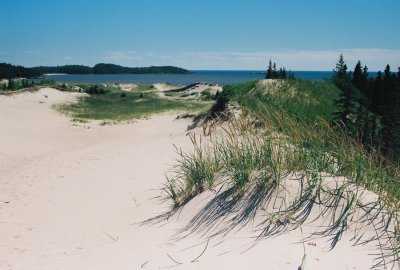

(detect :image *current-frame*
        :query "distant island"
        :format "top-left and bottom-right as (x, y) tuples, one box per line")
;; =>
(0, 63), (190, 79)
(31, 63), (190, 75)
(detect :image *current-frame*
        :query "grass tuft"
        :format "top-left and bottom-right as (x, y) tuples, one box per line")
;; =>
(164, 79), (400, 268)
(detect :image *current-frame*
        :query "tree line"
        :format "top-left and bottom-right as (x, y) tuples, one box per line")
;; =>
(92, 63), (190, 74)
(265, 60), (295, 79)
(31, 65), (92, 74)
(0, 63), (190, 79)
(333, 54), (400, 162)
(32, 64), (190, 75)
(0, 63), (41, 79)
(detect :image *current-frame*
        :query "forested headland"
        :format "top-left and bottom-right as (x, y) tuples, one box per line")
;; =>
(0, 63), (190, 79)
(91, 63), (189, 74)
(31, 65), (92, 74)
(31, 63), (190, 75)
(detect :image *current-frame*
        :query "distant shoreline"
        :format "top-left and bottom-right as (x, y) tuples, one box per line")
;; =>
(42, 70), (336, 85)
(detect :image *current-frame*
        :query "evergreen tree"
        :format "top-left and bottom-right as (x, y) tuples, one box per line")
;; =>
(351, 61), (369, 96)
(398, 67), (400, 82)
(380, 65), (399, 158)
(334, 77), (354, 128)
(333, 55), (353, 129)
(279, 67), (287, 79)
(352, 61), (363, 90)
(384, 64), (391, 80)
(272, 63), (277, 78)
(266, 60), (273, 79)
(361, 65), (370, 98)
(333, 54), (347, 81)
(266, 60), (291, 79)
(371, 71), (383, 114)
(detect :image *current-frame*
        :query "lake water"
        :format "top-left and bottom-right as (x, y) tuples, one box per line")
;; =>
(45, 70), (334, 85)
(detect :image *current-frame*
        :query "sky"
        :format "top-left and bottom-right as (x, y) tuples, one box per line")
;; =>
(1, 0), (399, 70)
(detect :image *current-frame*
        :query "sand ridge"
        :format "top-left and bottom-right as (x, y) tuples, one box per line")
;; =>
(0, 88), (380, 269)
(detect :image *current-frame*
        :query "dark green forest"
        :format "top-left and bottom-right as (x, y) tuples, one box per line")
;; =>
(31, 65), (92, 74)
(333, 54), (400, 162)
(0, 63), (189, 78)
(92, 63), (189, 74)
(265, 60), (295, 79)
(31, 64), (190, 75)
(0, 63), (41, 79)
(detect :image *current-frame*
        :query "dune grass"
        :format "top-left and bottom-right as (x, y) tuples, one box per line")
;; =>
(223, 79), (340, 123)
(56, 84), (211, 121)
(165, 79), (400, 269)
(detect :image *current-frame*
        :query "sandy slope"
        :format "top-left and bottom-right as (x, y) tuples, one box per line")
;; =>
(0, 88), (379, 270)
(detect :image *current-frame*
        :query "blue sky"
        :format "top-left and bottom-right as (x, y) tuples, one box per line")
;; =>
(1, 0), (399, 70)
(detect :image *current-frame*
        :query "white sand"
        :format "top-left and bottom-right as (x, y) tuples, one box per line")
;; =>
(153, 83), (180, 91)
(118, 84), (137, 92)
(182, 83), (222, 95)
(0, 88), (381, 270)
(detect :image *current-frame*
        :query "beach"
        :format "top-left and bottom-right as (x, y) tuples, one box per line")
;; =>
(0, 88), (379, 269)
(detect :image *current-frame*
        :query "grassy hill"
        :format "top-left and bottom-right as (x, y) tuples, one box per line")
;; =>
(164, 78), (400, 269)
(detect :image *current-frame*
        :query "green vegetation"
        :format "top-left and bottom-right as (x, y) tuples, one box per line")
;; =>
(219, 79), (340, 123)
(265, 59), (295, 79)
(165, 62), (400, 268)
(0, 78), (57, 92)
(31, 65), (92, 74)
(56, 84), (211, 121)
(0, 63), (41, 79)
(2, 62), (189, 80)
(200, 89), (218, 100)
(31, 63), (189, 75)
(332, 54), (400, 162)
(92, 63), (189, 74)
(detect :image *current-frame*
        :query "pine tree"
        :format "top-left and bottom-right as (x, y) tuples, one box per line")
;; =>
(266, 60), (291, 80)
(361, 65), (370, 98)
(380, 65), (400, 159)
(384, 64), (391, 80)
(371, 71), (383, 114)
(266, 60), (273, 79)
(334, 78), (354, 128)
(333, 55), (353, 129)
(333, 54), (347, 81)
(398, 67), (400, 82)
(352, 61), (363, 90)
(280, 67), (287, 79)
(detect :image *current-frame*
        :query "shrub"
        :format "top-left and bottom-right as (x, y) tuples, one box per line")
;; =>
(86, 85), (106, 95)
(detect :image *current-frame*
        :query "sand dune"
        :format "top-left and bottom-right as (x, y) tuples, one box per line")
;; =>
(0, 88), (379, 269)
